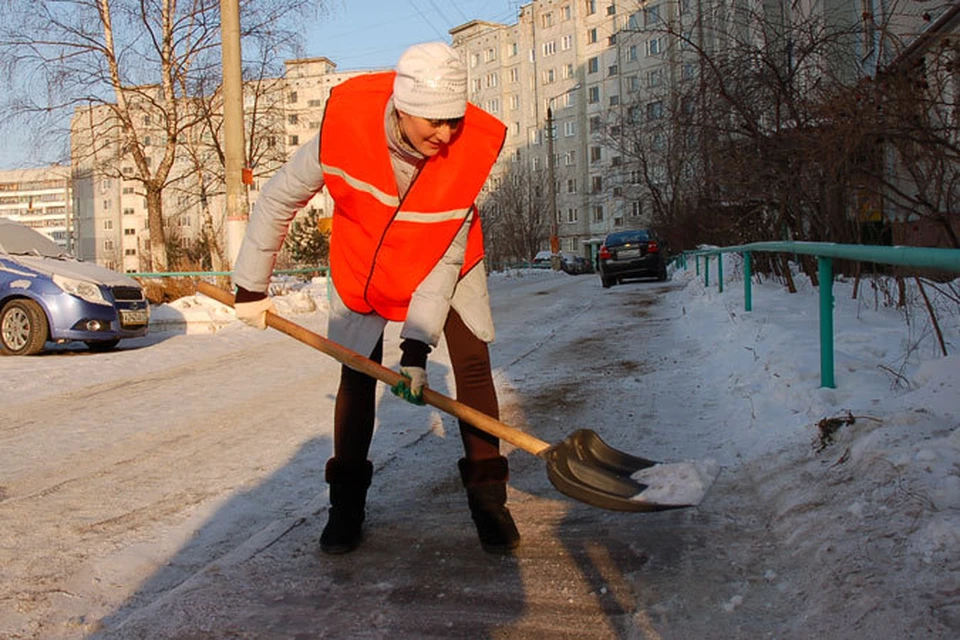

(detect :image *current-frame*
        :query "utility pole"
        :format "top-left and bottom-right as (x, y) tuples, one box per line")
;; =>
(546, 84), (581, 271)
(546, 105), (560, 270)
(220, 0), (248, 268)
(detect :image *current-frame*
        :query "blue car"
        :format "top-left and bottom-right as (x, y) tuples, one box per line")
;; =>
(0, 218), (149, 355)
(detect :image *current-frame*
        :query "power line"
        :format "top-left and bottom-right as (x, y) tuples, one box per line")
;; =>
(405, 0), (447, 39)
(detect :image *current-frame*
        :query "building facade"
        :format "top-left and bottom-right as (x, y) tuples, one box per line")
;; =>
(0, 166), (73, 249)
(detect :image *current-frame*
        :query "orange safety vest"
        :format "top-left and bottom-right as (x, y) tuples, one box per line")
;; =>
(320, 72), (506, 321)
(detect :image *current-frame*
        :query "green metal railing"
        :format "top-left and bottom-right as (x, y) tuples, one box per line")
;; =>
(681, 241), (960, 389)
(127, 267), (328, 279)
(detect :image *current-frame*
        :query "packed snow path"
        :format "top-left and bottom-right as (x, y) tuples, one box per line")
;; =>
(1, 268), (957, 638)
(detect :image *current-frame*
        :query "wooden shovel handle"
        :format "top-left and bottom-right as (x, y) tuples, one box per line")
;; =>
(197, 282), (552, 456)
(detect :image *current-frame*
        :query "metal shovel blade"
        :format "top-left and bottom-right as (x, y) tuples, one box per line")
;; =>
(542, 429), (693, 512)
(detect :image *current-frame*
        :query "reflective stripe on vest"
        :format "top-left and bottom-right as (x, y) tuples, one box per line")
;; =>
(320, 72), (506, 321)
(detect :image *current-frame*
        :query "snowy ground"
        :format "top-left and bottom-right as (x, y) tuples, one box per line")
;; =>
(0, 258), (957, 638)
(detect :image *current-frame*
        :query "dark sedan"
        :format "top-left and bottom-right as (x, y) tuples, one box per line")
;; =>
(598, 229), (668, 288)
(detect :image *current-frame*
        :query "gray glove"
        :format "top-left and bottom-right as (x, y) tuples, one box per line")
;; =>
(391, 339), (431, 405)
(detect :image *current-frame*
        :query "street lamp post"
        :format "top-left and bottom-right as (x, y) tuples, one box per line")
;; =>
(546, 84), (581, 271)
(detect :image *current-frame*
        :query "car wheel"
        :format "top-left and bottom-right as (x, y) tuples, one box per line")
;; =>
(658, 265), (668, 281)
(0, 299), (49, 356)
(85, 339), (121, 352)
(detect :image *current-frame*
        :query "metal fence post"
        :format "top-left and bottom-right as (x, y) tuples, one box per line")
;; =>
(743, 252), (752, 311)
(717, 253), (724, 293)
(704, 255), (710, 287)
(818, 256), (835, 388)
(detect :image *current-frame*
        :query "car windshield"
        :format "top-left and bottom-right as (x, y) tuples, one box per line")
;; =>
(0, 221), (68, 258)
(606, 230), (651, 245)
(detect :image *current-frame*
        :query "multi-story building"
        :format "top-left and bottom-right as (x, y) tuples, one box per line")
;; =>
(67, 0), (956, 271)
(0, 166), (73, 249)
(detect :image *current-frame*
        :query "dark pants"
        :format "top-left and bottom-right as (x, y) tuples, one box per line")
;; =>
(333, 309), (500, 463)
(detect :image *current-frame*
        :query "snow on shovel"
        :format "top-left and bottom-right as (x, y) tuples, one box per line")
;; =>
(198, 283), (718, 512)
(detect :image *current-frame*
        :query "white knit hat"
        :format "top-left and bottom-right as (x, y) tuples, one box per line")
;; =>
(393, 42), (468, 120)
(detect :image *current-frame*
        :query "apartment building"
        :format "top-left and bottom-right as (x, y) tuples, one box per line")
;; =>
(452, 1), (677, 263)
(0, 166), (73, 249)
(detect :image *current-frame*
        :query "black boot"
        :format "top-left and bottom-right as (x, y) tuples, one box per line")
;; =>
(319, 458), (373, 555)
(458, 456), (521, 554)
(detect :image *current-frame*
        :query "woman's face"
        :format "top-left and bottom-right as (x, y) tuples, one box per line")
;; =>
(397, 111), (463, 157)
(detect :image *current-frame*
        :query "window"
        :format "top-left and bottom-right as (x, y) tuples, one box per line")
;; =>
(530, 128), (542, 145)
(588, 57), (599, 73)
(103, 240), (114, 251)
(142, 115), (151, 126)
(646, 100), (663, 120)
(645, 5), (661, 25)
(125, 248), (137, 256)
(289, 135), (299, 146)
(509, 67), (520, 83)
(567, 178), (578, 193)
(587, 28), (597, 44)
(308, 99), (322, 107)
(613, 186), (623, 196)
(607, 4), (617, 15)
(561, 35), (573, 51)
(564, 121), (576, 136)
(562, 4), (572, 20)
(612, 156), (622, 167)
(487, 98), (501, 113)
(509, 42), (518, 57)
(543, 41), (557, 56)
(543, 68), (556, 84)
(628, 75), (640, 92)
(122, 187), (135, 195)
(567, 207), (579, 223)
(592, 176), (603, 193)
(531, 156), (541, 171)
(102, 201), (112, 211)
(648, 68), (663, 87)
(103, 220), (113, 230)
(609, 94), (620, 106)
(588, 86), (600, 103)
(586, 0), (596, 15)
(143, 136), (151, 147)
(590, 116), (602, 133)
(608, 65), (618, 76)
(682, 62), (696, 80)
(590, 146), (602, 163)
(287, 91), (298, 103)
(628, 45), (638, 62)
(472, 78), (482, 92)
(123, 207), (135, 215)
(632, 201), (642, 216)
(510, 94), (521, 110)
(288, 114), (299, 125)
(485, 73), (499, 88)
(471, 53), (480, 68)
(608, 34), (617, 46)
(124, 228), (136, 235)
(542, 12), (554, 28)
(564, 150), (576, 165)
(593, 205), (604, 222)
(648, 38), (662, 56)
(562, 63), (574, 79)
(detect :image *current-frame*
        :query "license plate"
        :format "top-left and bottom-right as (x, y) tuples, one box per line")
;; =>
(120, 308), (149, 327)
(618, 248), (640, 258)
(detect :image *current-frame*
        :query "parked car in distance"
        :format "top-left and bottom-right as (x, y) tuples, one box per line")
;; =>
(598, 228), (668, 288)
(0, 218), (150, 355)
(560, 252), (592, 275)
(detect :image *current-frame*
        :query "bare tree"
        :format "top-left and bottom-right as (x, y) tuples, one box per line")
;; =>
(482, 159), (553, 268)
(0, 0), (318, 270)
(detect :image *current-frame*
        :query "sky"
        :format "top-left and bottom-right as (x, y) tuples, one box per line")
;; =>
(0, 0), (518, 171)
(301, 0), (518, 70)
(3, 257), (958, 636)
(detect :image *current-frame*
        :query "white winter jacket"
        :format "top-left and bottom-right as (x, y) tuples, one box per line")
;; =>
(232, 108), (495, 358)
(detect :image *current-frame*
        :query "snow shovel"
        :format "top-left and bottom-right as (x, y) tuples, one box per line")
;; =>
(197, 282), (717, 512)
